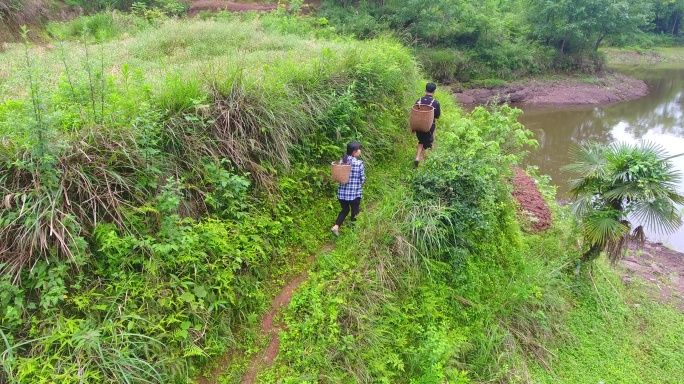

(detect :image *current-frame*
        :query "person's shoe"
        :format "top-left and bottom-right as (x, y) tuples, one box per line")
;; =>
(331, 227), (339, 237)
(414, 160), (420, 168)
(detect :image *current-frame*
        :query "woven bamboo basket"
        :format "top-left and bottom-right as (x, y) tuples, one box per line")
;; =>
(331, 161), (351, 183)
(409, 104), (434, 132)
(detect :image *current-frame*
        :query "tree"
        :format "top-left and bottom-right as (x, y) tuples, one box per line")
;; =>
(653, 0), (684, 35)
(587, 0), (652, 50)
(565, 142), (684, 263)
(527, 0), (652, 54)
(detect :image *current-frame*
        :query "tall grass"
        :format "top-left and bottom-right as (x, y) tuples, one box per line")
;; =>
(0, 14), (418, 382)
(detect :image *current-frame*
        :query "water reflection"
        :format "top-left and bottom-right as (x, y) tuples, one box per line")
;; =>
(518, 66), (684, 252)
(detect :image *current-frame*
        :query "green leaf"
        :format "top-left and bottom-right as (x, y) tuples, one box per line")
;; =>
(193, 285), (207, 299)
(179, 291), (195, 302)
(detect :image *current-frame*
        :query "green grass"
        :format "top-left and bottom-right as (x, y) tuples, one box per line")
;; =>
(529, 260), (684, 383)
(0, 13), (418, 383)
(1, 9), (684, 384)
(602, 47), (684, 66)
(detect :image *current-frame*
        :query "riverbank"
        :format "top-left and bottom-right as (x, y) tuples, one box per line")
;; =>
(511, 167), (684, 311)
(603, 46), (684, 66)
(454, 47), (684, 106)
(454, 71), (648, 106)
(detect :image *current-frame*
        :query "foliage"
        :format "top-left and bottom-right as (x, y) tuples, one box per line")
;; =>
(318, 0), (666, 80)
(62, 0), (187, 14)
(527, 0), (653, 55)
(264, 91), (572, 383)
(3, 7), (684, 384)
(652, 0), (684, 35)
(0, 16), (417, 383)
(530, 259), (684, 383)
(565, 141), (684, 263)
(46, 11), (150, 41)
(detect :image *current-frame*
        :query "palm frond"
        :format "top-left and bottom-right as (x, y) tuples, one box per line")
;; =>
(637, 140), (670, 159)
(567, 176), (602, 198)
(605, 231), (630, 264)
(631, 225), (646, 245)
(582, 213), (627, 247)
(568, 194), (596, 217)
(563, 142), (608, 178)
(631, 199), (683, 235)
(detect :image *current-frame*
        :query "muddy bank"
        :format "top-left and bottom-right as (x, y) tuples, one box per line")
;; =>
(454, 72), (648, 106)
(623, 241), (684, 309)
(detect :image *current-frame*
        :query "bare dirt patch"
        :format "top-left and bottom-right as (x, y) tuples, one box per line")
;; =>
(510, 167), (552, 232)
(186, 0), (277, 17)
(621, 242), (684, 309)
(455, 72), (648, 106)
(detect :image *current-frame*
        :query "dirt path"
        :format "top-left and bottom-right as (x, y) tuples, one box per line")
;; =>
(240, 270), (308, 383)
(195, 243), (334, 384)
(239, 243), (335, 383)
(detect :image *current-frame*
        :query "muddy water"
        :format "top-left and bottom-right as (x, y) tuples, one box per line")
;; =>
(518, 66), (684, 252)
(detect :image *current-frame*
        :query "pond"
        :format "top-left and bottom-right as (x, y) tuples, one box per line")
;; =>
(518, 66), (684, 252)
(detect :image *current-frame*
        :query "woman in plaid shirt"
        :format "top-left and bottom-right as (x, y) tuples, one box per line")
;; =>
(331, 142), (365, 236)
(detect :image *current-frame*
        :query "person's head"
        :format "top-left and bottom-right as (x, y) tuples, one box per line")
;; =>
(425, 82), (437, 95)
(343, 141), (363, 163)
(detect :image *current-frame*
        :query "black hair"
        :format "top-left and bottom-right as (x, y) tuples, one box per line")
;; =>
(426, 82), (437, 93)
(342, 141), (363, 164)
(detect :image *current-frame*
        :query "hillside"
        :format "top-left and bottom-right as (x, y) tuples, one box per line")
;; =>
(1, 9), (684, 384)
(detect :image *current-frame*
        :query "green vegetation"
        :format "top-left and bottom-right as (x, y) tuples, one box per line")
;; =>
(565, 142), (684, 263)
(1, 7), (683, 384)
(319, 0), (683, 83)
(0, 14), (417, 382)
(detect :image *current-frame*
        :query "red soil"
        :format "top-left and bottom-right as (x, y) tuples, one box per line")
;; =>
(622, 242), (684, 309)
(511, 167), (553, 232)
(240, 271), (308, 383)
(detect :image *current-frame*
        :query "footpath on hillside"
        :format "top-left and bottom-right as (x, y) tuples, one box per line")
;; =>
(196, 139), (684, 383)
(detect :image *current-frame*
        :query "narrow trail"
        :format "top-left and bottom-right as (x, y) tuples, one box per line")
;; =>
(194, 244), (332, 384)
(239, 248), (325, 383)
(239, 271), (308, 383)
(238, 200), (381, 382)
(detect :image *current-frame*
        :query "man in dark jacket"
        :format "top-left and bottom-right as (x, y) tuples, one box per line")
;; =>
(414, 82), (441, 167)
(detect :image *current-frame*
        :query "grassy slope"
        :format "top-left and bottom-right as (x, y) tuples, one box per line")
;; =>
(253, 87), (684, 383)
(0, 11), (683, 384)
(602, 47), (684, 66)
(0, 13), (417, 382)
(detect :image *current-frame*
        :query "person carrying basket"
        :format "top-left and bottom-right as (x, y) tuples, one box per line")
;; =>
(413, 82), (441, 167)
(331, 141), (365, 237)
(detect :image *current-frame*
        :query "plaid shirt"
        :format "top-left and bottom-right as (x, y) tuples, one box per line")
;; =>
(337, 157), (365, 200)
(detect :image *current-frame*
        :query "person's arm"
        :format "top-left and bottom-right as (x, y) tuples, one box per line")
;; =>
(432, 101), (440, 139)
(359, 161), (366, 185)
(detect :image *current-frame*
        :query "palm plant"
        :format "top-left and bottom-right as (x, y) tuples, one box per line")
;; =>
(565, 141), (684, 263)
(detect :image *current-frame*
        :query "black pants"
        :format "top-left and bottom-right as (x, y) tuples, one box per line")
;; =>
(335, 197), (361, 226)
